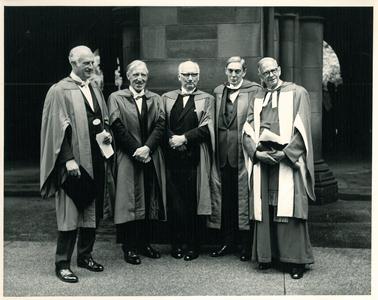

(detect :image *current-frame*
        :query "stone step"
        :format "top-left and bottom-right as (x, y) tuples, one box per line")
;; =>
(309, 222), (371, 248)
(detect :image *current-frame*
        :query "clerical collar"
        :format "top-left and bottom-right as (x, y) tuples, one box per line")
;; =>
(181, 87), (196, 96)
(129, 86), (145, 99)
(226, 80), (243, 90)
(70, 72), (90, 87)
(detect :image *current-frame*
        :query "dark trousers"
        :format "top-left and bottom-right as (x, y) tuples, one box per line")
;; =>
(55, 226), (97, 269)
(118, 220), (151, 252)
(55, 148), (104, 269)
(167, 166), (200, 250)
(220, 161), (251, 249)
(117, 161), (155, 253)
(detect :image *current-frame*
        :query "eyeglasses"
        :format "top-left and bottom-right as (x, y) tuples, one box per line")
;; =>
(261, 68), (279, 77)
(180, 73), (199, 78)
(226, 68), (243, 75)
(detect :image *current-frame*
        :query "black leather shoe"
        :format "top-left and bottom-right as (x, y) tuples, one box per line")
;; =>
(210, 245), (234, 257)
(77, 256), (104, 272)
(171, 246), (184, 259)
(240, 252), (251, 262)
(290, 265), (305, 279)
(258, 262), (272, 270)
(124, 250), (141, 265)
(140, 245), (161, 259)
(184, 250), (199, 261)
(55, 267), (79, 283)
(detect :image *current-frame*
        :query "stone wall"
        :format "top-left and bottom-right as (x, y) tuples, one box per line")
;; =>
(139, 7), (264, 93)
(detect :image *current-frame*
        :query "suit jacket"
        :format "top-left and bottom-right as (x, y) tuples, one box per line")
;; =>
(209, 79), (261, 230)
(217, 87), (240, 168)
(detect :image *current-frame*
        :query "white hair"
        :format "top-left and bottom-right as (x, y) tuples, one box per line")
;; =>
(178, 60), (200, 74)
(257, 57), (278, 74)
(126, 60), (149, 78)
(68, 45), (93, 64)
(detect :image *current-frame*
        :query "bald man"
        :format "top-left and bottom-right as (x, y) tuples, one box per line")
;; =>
(242, 57), (315, 279)
(162, 61), (214, 261)
(41, 46), (113, 282)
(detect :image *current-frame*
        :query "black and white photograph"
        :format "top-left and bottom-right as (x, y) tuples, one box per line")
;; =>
(2, 1), (375, 297)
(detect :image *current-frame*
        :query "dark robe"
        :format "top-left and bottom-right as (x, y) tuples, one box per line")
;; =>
(40, 77), (112, 230)
(164, 91), (211, 247)
(108, 88), (166, 249)
(209, 79), (261, 231)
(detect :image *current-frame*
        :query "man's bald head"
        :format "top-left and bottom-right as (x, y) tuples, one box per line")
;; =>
(257, 57), (281, 89)
(178, 60), (200, 92)
(68, 45), (94, 65)
(178, 60), (200, 75)
(257, 57), (278, 73)
(68, 45), (95, 81)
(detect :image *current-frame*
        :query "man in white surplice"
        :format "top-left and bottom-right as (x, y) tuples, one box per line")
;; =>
(242, 57), (316, 280)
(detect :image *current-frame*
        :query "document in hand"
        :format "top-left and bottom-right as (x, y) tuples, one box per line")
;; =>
(96, 130), (114, 159)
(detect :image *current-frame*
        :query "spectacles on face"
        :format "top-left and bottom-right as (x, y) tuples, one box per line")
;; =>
(261, 68), (279, 77)
(180, 73), (199, 78)
(226, 68), (243, 75)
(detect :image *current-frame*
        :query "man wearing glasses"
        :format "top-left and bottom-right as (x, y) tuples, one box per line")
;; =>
(242, 57), (315, 279)
(162, 61), (214, 261)
(209, 56), (261, 261)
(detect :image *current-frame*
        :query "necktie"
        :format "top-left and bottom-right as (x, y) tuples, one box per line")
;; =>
(140, 96), (148, 143)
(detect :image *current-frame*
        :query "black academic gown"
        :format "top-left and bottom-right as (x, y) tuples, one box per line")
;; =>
(166, 94), (210, 248)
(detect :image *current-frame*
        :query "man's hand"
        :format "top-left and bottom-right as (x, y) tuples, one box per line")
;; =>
(255, 151), (277, 165)
(66, 159), (81, 177)
(268, 150), (286, 162)
(102, 131), (112, 145)
(133, 145), (151, 162)
(169, 135), (187, 149)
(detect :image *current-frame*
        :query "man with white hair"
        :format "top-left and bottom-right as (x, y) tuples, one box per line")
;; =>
(242, 57), (315, 279)
(162, 60), (214, 261)
(108, 60), (166, 265)
(40, 45), (113, 283)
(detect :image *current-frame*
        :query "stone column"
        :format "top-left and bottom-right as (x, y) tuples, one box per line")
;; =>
(279, 13), (297, 82)
(300, 16), (338, 204)
(274, 13), (280, 61)
(264, 7), (275, 58)
(112, 7), (140, 70)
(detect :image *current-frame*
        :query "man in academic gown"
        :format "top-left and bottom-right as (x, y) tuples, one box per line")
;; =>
(108, 60), (166, 265)
(162, 61), (214, 261)
(40, 45), (113, 283)
(209, 56), (261, 261)
(242, 57), (316, 279)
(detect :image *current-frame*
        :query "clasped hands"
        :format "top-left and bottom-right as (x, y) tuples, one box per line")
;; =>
(133, 145), (151, 163)
(169, 135), (187, 152)
(255, 149), (285, 165)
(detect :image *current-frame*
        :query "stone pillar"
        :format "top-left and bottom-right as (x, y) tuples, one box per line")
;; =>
(264, 7), (275, 58)
(273, 13), (280, 61)
(112, 7), (140, 71)
(300, 16), (338, 204)
(279, 13), (297, 82)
